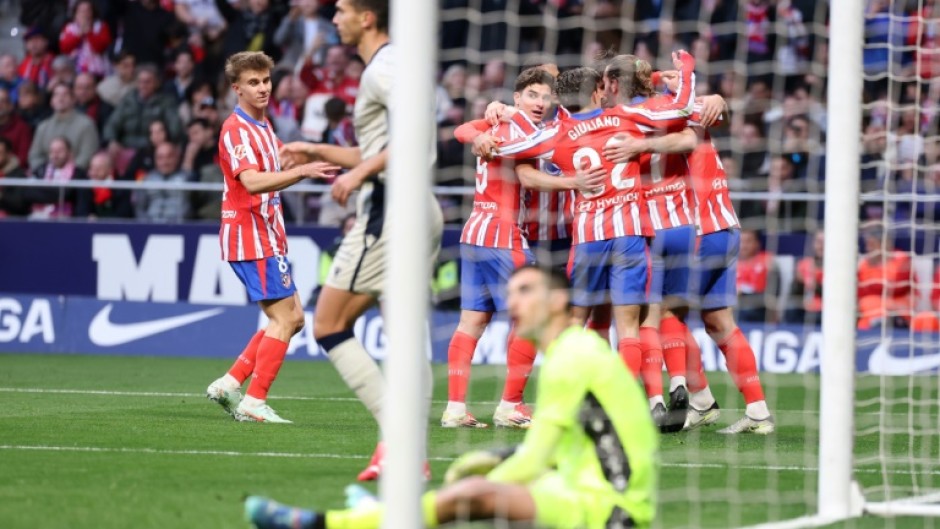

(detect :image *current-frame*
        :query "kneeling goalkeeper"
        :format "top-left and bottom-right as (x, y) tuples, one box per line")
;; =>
(246, 265), (659, 529)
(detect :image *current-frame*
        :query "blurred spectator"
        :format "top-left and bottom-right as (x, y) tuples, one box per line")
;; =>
(59, 0), (113, 77)
(18, 27), (53, 90)
(105, 64), (183, 151)
(74, 151), (133, 219)
(24, 136), (86, 219)
(316, 97), (356, 225)
(773, 0), (810, 76)
(745, 0), (775, 66)
(174, 0), (227, 41)
(120, 0), (175, 67)
(216, 0), (283, 63)
(299, 44), (358, 103)
(97, 52), (136, 107)
(300, 45), (358, 139)
(48, 55), (78, 91)
(765, 154), (808, 232)
(0, 54), (21, 102)
(274, 0), (339, 70)
(16, 81), (50, 131)
(192, 95), (222, 130)
(440, 64), (467, 102)
(163, 48), (200, 103)
(736, 121), (769, 177)
(736, 229), (779, 323)
(268, 74), (303, 141)
(0, 87), (33, 169)
(321, 97), (354, 146)
(481, 58), (509, 101)
(178, 78), (216, 127)
(123, 119), (169, 181)
(74, 72), (113, 134)
(788, 231), (824, 324)
(0, 137), (29, 217)
(135, 142), (190, 222)
(29, 83), (99, 170)
(858, 222), (916, 330)
(184, 118), (224, 220)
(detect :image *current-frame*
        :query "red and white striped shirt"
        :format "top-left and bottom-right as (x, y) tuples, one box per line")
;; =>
(498, 57), (696, 244)
(641, 149), (695, 230)
(218, 107), (288, 262)
(689, 125), (739, 235)
(524, 159), (574, 241)
(455, 116), (538, 249)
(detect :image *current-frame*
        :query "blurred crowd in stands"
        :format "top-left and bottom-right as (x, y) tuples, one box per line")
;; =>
(0, 0), (937, 328)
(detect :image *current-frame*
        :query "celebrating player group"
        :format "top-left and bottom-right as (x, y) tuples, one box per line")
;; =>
(446, 48), (775, 436)
(229, 0), (776, 527)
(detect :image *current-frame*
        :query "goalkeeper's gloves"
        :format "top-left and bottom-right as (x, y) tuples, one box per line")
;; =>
(443, 446), (518, 485)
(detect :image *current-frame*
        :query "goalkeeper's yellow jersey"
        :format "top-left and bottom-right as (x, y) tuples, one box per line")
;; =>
(490, 326), (659, 527)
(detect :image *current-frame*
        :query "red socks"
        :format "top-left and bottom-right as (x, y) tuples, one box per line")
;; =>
(227, 330), (265, 384)
(447, 331), (478, 402)
(639, 327), (663, 399)
(502, 332), (537, 403)
(659, 317), (688, 381)
(718, 327), (765, 404)
(618, 337), (642, 376)
(684, 325), (709, 393)
(245, 335), (289, 400)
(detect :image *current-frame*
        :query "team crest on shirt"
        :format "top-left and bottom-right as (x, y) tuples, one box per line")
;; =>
(281, 273), (292, 288)
(232, 144), (249, 160)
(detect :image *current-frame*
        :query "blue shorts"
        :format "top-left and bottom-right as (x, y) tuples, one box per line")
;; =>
(460, 244), (534, 312)
(648, 225), (696, 305)
(695, 229), (739, 310)
(230, 255), (297, 302)
(528, 237), (572, 274)
(568, 237), (650, 307)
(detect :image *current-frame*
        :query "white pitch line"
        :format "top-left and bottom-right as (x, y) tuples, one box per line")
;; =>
(1, 387), (929, 416)
(0, 387), (502, 405)
(0, 445), (937, 477)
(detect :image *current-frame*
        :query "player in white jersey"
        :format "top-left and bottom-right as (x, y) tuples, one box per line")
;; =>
(280, 0), (444, 479)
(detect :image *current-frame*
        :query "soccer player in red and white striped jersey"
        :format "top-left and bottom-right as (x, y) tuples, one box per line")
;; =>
(605, 72), (774, 434)
(496, 51), (697, 381)
(206, 51), (338, 424)
(443, 68), (562, 429)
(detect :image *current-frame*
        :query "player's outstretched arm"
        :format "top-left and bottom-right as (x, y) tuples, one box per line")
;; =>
(487, 421), (563, 484)
(621, 50), (696, 129)
(603, 128), (698, 163)
(331, 148), (388, 206)
(454, 119), (492, 143)
(279, 142), (362, 169)
(516, 163), (606, 194)
(239, 162), (341, 194)
(695, 94), (729, 129)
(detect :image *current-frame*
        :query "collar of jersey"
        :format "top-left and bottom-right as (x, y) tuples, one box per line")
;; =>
(571, 108), (602, 120)
(234, 106), (267, 128)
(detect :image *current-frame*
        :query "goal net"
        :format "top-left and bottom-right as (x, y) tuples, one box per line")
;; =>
(423, 0), (939, 528)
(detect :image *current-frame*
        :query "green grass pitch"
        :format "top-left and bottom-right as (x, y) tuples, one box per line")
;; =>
(0, 353), (938, 529)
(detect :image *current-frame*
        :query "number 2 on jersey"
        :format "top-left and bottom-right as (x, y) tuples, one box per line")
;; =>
(571, 139), (634, 199)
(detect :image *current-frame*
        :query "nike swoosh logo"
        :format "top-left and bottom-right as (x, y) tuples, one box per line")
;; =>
(868, 338), (940, 375)
(89, 304), (225, 347)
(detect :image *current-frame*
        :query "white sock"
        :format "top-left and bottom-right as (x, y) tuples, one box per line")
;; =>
(221, 373), (241, 389)
(328, 337), (386, 428)
(690, 387), (715, 410)
(498, 399), (520, 411)
(649, 395), (665, 408)
(241, 395), (263, 407)
(746, 400), (770, 420)
(669, 376), (687, 393)
(446, 401), (467, 416)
